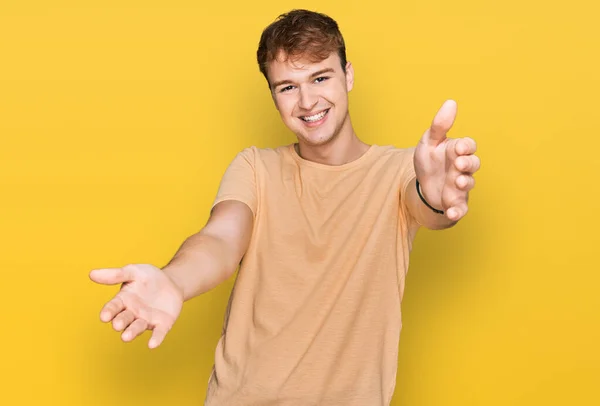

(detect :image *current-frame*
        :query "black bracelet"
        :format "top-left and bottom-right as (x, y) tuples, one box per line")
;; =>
(415, 179), (444, 215)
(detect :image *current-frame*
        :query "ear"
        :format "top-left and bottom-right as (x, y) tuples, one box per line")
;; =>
(345, 62), (354, 92)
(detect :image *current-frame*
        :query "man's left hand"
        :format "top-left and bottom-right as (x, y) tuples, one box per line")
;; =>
(414, 99), (481, 222)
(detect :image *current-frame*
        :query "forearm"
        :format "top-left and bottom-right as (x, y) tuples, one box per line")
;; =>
(162, 232), (239, 301)
(405, 177), (458, 230)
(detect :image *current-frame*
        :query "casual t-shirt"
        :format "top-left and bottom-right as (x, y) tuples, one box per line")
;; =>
(204, 143), (421, 406)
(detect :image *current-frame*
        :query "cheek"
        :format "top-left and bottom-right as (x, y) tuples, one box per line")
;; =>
(276, 97), (296, 117)
(324, 84), (347, 104)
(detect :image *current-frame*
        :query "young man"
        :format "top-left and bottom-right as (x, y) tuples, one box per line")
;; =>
(90, 9), (480, 405)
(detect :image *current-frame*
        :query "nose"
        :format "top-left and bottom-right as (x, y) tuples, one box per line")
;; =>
(298, 86), (318, 111)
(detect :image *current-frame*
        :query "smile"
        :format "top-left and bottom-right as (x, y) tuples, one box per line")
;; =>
(300, 109), (330, 123)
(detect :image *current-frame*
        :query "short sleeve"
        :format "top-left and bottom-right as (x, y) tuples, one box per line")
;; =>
(398, 147), (422, 228)
(211, 147), (258, 216)
(399, 147), (417, 198)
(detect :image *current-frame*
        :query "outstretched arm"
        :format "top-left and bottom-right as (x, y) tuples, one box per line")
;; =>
(163, 199), (254, 301)
(89, 199), (254, 348)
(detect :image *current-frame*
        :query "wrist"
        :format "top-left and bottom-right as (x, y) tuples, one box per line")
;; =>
(415, 178), (444, 215)
(162, 264), (188, 302)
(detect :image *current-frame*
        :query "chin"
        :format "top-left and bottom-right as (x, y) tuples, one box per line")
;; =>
(294, 123), (340, 147)
(297, 132), (336, 147)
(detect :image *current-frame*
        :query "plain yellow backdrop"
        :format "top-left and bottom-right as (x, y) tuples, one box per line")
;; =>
(1, 0), (599, 405)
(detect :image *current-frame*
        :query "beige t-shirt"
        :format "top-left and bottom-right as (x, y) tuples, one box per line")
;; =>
(205, 143), (421, 406)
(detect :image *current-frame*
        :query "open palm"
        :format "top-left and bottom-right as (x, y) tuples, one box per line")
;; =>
(89, 263), (183, 349)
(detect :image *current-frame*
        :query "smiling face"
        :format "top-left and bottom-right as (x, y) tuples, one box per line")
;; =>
(267, 51), (354, 148)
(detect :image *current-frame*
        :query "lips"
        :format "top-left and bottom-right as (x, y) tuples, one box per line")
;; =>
(299, 108), (330, 126)
(299, 109), (329, 123)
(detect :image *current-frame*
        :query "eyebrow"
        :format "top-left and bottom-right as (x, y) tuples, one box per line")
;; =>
(271, 68), (336, 90)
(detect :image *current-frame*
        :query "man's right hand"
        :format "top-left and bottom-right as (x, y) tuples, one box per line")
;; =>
(89, 264), (184, 349)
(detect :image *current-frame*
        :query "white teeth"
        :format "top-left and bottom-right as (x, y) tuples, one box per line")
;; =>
(302, 109), (328, 122)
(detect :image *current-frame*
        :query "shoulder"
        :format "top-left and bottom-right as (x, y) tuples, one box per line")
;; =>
(236, 144), (293, 166)
(374, 144), (416, 165)
(378, 144), (415, 157)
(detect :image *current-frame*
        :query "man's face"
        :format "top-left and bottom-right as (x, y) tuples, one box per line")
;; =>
(267, 52), (354, 147)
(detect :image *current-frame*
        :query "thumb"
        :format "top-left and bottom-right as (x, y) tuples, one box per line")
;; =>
(149, 326), (170, 349)
(89, 267), (134, 285)
(422, 99), (457, 146)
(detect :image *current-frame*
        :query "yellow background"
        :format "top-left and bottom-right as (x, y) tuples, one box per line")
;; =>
(1, 0), (599, 405)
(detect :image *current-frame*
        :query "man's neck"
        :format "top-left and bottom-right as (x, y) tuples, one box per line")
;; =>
(295, 122), (370, 167)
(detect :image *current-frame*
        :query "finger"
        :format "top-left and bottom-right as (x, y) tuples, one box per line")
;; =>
(121, 318), (148, 342)
(149, 327), (170, 349)
(455, 175), (475, 191)
(424, 99), (457, 146)
(454, 155), (481, 173)
(112, 310), (136, 332)
(455, 137), (477, 156)
(99, 296), (125, 323)
(447, 203), (468, 221)
(89, 267), (134, 286)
